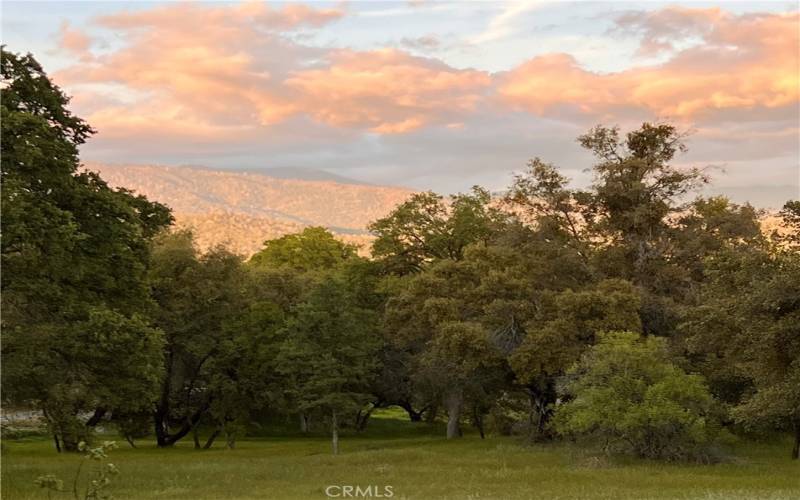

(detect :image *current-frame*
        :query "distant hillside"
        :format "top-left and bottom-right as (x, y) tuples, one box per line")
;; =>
(87, 163), (414, 257)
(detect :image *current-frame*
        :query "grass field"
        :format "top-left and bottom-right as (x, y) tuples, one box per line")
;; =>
(2, 409), (798, 500)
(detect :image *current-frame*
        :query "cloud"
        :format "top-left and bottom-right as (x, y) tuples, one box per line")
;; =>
(46, 2), (797, 207)
(285, 49), (491, 133)
(96, 1), (344, 32)
(400, 34), (441, 51)
(613, 6), (725, 56)
(57, 2), (798, 139)
(58, 21), (93, 61)
(470, 1), (548, 44)
(55, 2), (491, 137)
(498, 10), (799, 125)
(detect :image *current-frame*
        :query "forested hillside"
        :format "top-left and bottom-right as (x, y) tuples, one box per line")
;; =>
(90, 163), (413, 256)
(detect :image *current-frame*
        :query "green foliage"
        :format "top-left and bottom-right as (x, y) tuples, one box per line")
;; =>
(684, 245), (800, 458)
(147, 232), (249, 447)
(369, 187), (506, 273)
(1, 48), (172, 451)
(775, 200), (800, 249)
(509, 279), (642, 385)
(555, 332), (725, 461)
(4, 50), (796, 467)
(276, 278), (381, 416)
(249, 226), (357, 272)
(276, 277), (381, 451)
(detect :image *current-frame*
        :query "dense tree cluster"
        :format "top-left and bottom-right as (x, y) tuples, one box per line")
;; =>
(2, 48), (798, 460)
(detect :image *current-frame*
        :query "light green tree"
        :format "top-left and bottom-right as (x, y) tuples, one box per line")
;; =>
(555, 331), (724, 461)
(249, 226), (357, 272)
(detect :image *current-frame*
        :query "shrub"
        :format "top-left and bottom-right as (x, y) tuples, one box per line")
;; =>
(554, 331), (728, 462)
(35, 441), (119, 499)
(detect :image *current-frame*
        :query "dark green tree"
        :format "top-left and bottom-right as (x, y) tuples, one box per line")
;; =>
(684, 241), (800, 459)
(369, 187), (507, 274)
(147, 232), (247, 447)
(1, 48), (172, 451)
(276, 278), (381, 454)
(509, 279), (642, 438)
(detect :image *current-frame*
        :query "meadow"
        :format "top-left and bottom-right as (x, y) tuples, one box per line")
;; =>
(2, 409), (798, 500)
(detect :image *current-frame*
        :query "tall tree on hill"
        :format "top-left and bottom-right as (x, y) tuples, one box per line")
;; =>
(1, 48), (172, 451)
(507, 123), (767, 338)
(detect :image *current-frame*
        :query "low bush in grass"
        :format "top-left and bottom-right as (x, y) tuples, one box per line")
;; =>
(554, 331), (731, 462)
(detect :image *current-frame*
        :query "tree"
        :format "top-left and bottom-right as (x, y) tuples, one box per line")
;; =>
(203, 299), (286, 449)
(147, 232), (247, 447)
(423, 321), (503, 439)
(580, 123), (707, 286)
(1, 48), (172, 451)
(249, 226), (357, 272)
(384, 257), (508, 438)
(276, 278), (381, 454)
(369, 187), (507, 274)
(774, 200), (800, 249)
(684, 240), (800, 459)
(504, 158), (593, 262)
(508, 279), (642, 438)
(555, 332), (724, 461)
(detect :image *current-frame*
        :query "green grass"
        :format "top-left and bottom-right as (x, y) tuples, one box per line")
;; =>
(2, 409), (798, 500)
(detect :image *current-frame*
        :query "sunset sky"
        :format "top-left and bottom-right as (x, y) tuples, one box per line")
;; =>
(3, 1), (799, 207)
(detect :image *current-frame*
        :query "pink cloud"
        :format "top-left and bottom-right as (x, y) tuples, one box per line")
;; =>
(58, 21), (93, 61)
(53, 2), (798, 143)
(285, 49), (491, 133)
(498, 10), (799, 124)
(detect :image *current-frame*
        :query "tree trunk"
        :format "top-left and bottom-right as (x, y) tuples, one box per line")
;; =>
(445, 389), (462, 439)
(125, 435), (137, 448)
(85, 408), (107, 427)
(527, 379), (556, 441)
(222, 419), (236, 450)
(331, 409), (339, 455)
(52, 433), (61, 453)
(792, 422), (800, 460)
(355, 404), (376, 432)
(155, 400), (211, 447)
(300, 413), (309, 433)
(155, 349), (174, 447)
(399, 401), (426, 422)
(425, 404), (438, 424)
(473, 406), (485, 439)
(192, 424), (201, 449)
(203, 427), (221, 449)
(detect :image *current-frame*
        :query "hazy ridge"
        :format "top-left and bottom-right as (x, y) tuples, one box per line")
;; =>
(88, 163), (414, 256)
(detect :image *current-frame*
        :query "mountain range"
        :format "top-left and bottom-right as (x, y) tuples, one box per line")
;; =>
(88, 163), (414, 257)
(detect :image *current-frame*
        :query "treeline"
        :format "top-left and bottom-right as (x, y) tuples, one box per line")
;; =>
(2, 48), (799, 461)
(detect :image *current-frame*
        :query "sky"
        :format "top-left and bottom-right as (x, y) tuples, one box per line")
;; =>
(2, 0), (799, 207)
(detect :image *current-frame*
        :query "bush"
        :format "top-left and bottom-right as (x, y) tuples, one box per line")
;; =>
(554, 331), (728, 462)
